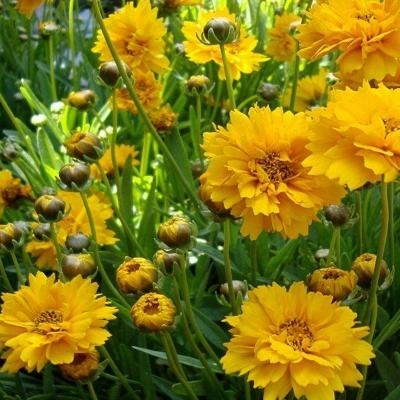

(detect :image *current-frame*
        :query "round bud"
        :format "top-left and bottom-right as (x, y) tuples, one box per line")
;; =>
(65, 233), (91, 253)
(59, 350), (100, 381)
(33, 223), (51, 240)
(64, 132), (103, 162)
(0, 223), (22, 251)
(325, 204), (352, 227)
(157, 216), (196, 250)
(258, 83), (279, 101)
(66, 90), (96, 111)
(59, 162), (91, 189)
(98, 61), (132, 87)
(203, 17), (237, 45)
(219, 280), (247, 299)
(351, 253), (389, 288)
(186, 75), (211, 96)
(61, 253), (97, 279)
(34, 195), (66, 222)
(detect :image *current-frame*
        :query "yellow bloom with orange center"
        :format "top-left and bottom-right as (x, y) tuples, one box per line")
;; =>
(59, 350), (100, 381)
(91, 144), (140, 181)
(303, 81), (400, 190)
(182, 7), (268, 80)
(148, 104), (177, 133)
(221, 282), (375, 400)
(14, 0), (52, 19)
(92, 0), (169, 75)
(296, 0), (400, 81)
(0, 272), (117, 374)
(201, 105), (346, 240)
(266, 12), (301, 62)
(26, 191), (117, 270)
(282, 68), (330, 112)
(112, 70), (162, 114)
(0, 170), (33, 219)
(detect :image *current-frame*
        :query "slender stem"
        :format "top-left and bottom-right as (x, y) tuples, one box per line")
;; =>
(87, 381), (99, 400)
(160, 333), (198, 400)
(335, 229), (341, 268)
(357, 180), (389, 400)
(237, 94), (259, 111)
(140, 131), (151, 177)
(50, 222), (63, 274)
(48, 35), (57, 102)
(99, 346), (141, 400)
(0, 257), (14, 292)
(79, 191), (130, 308)
(9, 251), (24, 286)
(223, 220), (239, 315)
(250, 240), (257, 287)
(356, 190), (363, 255)
(178, 254), (221, 365)
(68, 0), (78, 91)
(326, 228), (339, 265)
(219, 44), (236, 110)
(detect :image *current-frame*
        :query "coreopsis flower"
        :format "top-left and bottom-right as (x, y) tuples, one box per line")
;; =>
(307, 266), (358, 301)
(112, 70), (162, 114)
(0, 170), (33, 219)
(201, 105), (346, 240)
(303, 82), (400, 190)
(92, 0), (169, 75)
(265, 12), (301, 62)
(157, 216), (197, 250)
(148, 104), (177, 133)
(0, 272), (117, 373)
(14, 0), (51, 19)
(351, 253), (389, 288)
(59, 350), (100, 381)
(182, 7), (268, 80)
(26, 191), (117, 270)
(221, 282), (375, 400)
(282, 68), (330, 112)
(296, 0), (400, 82)
(116, 257), (158, 295)
(90, 144), (140, 181)
(131, 292), (176, 332)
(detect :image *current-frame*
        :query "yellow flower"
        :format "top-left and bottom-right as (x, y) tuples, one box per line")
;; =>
(14, 0), (52, 19)
(131, 292), (176, 332)
(265, 12), (301, 62)
(221, 282), (374, 400)
(201, 105), (346, 240)
(182, 7), (268, 80)
(351, 253), (389, 288)
(92, 0), (169, 75)
(26, 191), (117, 270)
(59, 350), (100, 381)
(0, 170), (33, 219)
(303, 81), (400, 190)
(148, 104), (177, 133)
(113, 70), (162, 114)
(0, 272), (117, 373)
(163, 0), (202, 8)
(282, 68), (330, 112)
(91, 144), (140, 181)
(296, 0), (400, 81)
(307, 266), (358, 301)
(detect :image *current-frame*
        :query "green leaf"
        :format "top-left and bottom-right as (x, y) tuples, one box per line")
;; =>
(172, 380), (206, 396)
(373, 307), (400, 350)
(374, 349), (400, 394)
(37, 127), (61, 179)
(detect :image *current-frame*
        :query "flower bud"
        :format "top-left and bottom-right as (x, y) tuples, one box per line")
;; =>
(64, 132), (103, 162)
(154, 250), (181, 275)
(59, 350), (100, 381)
(39, 21), (59, 37)
(0, 223), (22, 251)
(0, 139), (22, 162)
(131, 292), (177, 332)
(307, 266), (358, 302)
(59, 162), (92, 191)
(219, 280), (247, 299)
(116, 257), (158, 295)
(98, 61), (132, 87)
(157, 216), (197, 250)
(351, 253), (389, 288)
(34, 195), (66, 222)
(61, 253), (97, 279)
(65, 233), (91, 253)
(186, 75), (212, 96)
(314, 248), (329, 263)
(66, 90), (96, 111)
(258, 83), (279, 101)
(40, 187), (56, 196)
(325, 204), (352, 227)
(33, 223), (51, 240)
(202, 17), (238, 45)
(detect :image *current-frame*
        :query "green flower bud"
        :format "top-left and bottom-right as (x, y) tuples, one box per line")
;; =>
(258, 83), (279, 101)
(202, 17), (238, 45)
(0, 223), (22, 251)
(157, 216), (197, 250)
(325, 204), (352, 227)
(34, 195), (66, 222)
(66, 90), (96, 111)
(65, 233), (91, 253)
(64, 132), (103, 162)
(33, 223), (51, 240)
(186, 75), (212, 96)
(98, 61), (132, 88)
(58, 162), (92, 191)
(61, 253), (97, 279)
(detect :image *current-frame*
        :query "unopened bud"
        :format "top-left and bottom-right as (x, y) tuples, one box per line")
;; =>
(202, 17), (238, 45)
(34, 195), (66, 222)
(98, 61), (132, 87)
(66, 90), (96, 111)
(325, 204), (352, 227)
(64, 132), (103, 162)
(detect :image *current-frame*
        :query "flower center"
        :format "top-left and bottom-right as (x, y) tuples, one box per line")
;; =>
(383, 118), (400, 135)
(278, 317), (313, 351)
(322, 269), (346, 280)
(355, 11), (375, 22)
(256, 151), (295, 182)
(143, 299), (160, 315)
(34, 309), (64, 334)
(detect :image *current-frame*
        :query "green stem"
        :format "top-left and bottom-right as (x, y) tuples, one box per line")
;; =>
(219, 44), (236, 110)
(237, 94), (259, 111)
(87, 381), (99, 400)
(357, 180), (389, 400)
(250, 240), (257, 287)
(50, 222), (63, 274)
(223, 220), (239, 315)
(9, 251), (24, 286)
(48, 35), (57, 102)
(178, 254), (221, 365)
(68, 0), (79, 91)
(99, 346), (141, 400)
(91, 0), (202, 212)
(195, 96), (204, 169)
(79, 191), (130, 308)
(326, 228), (339, 265)
(140, 131), (151, 177)
(356, 190), (363, 255)
(0, 257), (14, 292)
(160, 333), (199, 400)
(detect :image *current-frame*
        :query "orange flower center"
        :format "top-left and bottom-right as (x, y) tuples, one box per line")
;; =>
(355, 12), (375, 22)
(143, 299), (161, 315)
(383, 118), (400, 135)
(34, 309), (64, 334)
(278, 317), (314, 351)
(322, 268), (346, 280)
(256, 151), (295, 182)
(125, 261), (141, 272)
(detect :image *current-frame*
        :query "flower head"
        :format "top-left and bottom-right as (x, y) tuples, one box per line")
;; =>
(303, 82), (400, 190)
(296, 0), (400, 81)
(148, 104), (177, 133)
(201, 105), (346, 240)
(131, 292), (176, 332)
(182, 7), (268, 80)
(92, 0), (169, 75)
(14, 0), (51, 19)
(266, 12), (301, 62)
(351, 253), (389, 288)
(221, 282), (374, 400)
(59, 350), (100, 381)
(0, 272), (117, 373)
